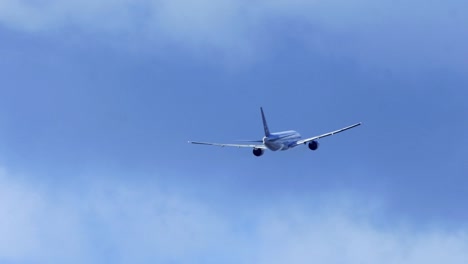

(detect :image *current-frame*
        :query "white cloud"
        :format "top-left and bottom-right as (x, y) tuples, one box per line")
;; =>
(0, 0), (253, 46)
(255, 207), (468, 264)
(0, 169), (86, 262)
(0, 167), (467, 263)
(0, 0), (466, 70)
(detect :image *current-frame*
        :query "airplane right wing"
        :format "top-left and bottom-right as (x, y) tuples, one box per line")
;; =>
(188, 141), (267, 149)
(296, 122), (362, 145)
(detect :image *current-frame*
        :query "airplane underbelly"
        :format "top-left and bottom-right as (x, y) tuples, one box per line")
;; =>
(279, 143), (294, 151)
(265, 142), (282, 151)
(265, 142), (292, 151)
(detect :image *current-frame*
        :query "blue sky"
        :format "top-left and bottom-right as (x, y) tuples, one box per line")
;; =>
(0, 0), (467, 263)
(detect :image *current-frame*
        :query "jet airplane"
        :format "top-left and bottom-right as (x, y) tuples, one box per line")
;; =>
(188, 107), (361, 157)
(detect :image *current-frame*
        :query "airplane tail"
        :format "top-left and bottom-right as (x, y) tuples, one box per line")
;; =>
(260, 107), (271, 137)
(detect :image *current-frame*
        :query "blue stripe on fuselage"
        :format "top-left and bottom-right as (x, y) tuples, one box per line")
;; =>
(269, 131), (300, 140)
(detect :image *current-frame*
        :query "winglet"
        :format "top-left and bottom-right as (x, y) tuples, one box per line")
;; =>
(260, 107), (271, 137)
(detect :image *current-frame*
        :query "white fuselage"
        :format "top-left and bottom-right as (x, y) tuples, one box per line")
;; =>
(263, 130), (302, 151)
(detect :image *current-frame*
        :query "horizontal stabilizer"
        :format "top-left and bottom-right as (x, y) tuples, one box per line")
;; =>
(188, 141), (266, 149)
(235, 139), (263, 143)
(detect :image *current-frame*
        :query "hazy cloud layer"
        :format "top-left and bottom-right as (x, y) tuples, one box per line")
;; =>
(1, 167), (468, 264)
(1, 0), (466, 69)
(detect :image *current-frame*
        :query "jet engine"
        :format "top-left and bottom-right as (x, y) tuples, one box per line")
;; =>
(308, 140), (319, 151)
(253, 148), (265, 157)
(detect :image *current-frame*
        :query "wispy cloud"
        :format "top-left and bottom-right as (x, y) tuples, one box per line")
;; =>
(2, 0), (467, 69)
(1, 167), (468, 263)
(0, 168), (86, 262)
(256, 207), (468, 264)
(0, 168), (230, 263)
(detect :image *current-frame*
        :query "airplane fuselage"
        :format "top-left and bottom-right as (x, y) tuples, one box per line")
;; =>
(263, 130), (302, 151)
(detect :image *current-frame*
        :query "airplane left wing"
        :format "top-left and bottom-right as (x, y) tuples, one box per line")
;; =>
(188, 141), (267, 149)
(296, 122), (362, 145)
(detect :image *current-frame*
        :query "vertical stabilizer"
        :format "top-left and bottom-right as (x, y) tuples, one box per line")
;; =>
(260, 107), (271, 137)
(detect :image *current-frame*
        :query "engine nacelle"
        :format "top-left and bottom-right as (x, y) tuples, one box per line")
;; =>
(308, 140), (319, 151)
(253, 148), (265, 157)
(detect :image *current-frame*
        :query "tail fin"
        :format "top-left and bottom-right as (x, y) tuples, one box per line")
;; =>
(260, 107), (271, 137)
